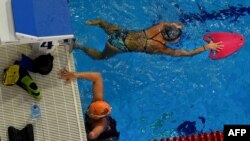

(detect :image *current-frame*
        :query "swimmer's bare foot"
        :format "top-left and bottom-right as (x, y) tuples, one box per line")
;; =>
(85, 19), (103, 25)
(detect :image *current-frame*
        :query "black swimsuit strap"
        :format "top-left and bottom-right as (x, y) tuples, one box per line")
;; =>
(143, 30), (148, 51)
(143, 30), (165, 51)
(148, 31), (162, 40)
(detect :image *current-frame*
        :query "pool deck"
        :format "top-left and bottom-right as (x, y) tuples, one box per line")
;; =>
(0, 44), (87, 141)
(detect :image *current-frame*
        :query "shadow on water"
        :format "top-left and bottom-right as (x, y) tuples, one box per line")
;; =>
(175, 3), (250, 24)
(151, 2), (250, 24)
(177, 116), (206, 136)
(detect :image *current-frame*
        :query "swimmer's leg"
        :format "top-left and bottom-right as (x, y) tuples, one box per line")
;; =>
(75, 43), (104, 59)
(102, 42), (124, 58)
(75, 42), (123, 59)
(85, 19), (121, 35)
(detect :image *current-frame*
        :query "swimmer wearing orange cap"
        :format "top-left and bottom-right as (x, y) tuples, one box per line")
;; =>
(87, 101), (112, 120)
(59, 69), (119, 140)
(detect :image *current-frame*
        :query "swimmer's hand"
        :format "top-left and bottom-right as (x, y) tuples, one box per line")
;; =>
(205, 41), (224, 52)
(172, 22), (183, 29)
(163, 22), (183, 29)
(58, 69), (76, 84)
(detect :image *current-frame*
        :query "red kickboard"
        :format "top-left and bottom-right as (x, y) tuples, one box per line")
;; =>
(203, 32), (245, 60)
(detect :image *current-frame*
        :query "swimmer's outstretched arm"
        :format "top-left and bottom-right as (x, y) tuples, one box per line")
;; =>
(58, 70), (104, 101)
(155, 41), (223, 57)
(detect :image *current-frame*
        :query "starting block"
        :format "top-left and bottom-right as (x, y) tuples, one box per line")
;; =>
(0, 0), (73, 52)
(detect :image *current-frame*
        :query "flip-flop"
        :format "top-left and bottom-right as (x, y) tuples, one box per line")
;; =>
(16, 67), (41, 100)
(8, 124), (34, 141)
(2, 64), (20, 86)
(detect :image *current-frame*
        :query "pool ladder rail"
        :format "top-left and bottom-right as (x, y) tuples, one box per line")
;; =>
(151, 131), (224, 141)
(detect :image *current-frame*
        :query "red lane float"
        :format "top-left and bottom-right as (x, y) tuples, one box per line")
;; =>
(203, 32), (245, 60)
(150, 131), (224, 141)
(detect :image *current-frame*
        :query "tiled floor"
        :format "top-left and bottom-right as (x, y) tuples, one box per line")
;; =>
(0, 44), (86, 141)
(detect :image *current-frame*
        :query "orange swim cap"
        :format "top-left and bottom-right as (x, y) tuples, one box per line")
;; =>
(87, 101), (111, 119)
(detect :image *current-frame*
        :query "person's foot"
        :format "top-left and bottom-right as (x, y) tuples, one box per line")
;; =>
(85, 19), (102, 25)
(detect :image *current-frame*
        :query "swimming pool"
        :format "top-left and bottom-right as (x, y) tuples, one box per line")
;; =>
(68, 0), (250, 140)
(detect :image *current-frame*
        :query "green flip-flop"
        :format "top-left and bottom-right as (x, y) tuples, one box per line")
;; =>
(16, 67), (41, 100)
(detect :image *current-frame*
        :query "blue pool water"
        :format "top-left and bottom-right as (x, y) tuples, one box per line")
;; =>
(68, 0), (250, 140)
